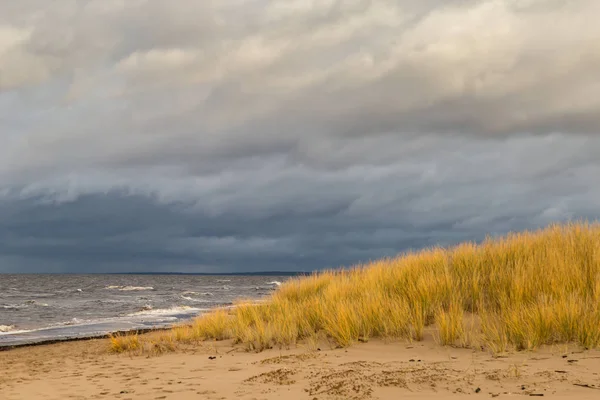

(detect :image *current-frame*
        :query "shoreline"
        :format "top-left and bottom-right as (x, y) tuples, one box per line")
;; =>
(0, 326), (174, 352)
(0, 302), (259, 351)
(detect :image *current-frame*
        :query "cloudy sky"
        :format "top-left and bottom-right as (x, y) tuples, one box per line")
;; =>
(0, 0), (599, 273)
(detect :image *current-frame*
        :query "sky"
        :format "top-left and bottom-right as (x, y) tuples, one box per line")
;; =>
(0, 0), (599, 273)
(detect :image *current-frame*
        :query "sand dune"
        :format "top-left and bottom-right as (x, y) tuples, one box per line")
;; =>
(2, 333), (600, 400)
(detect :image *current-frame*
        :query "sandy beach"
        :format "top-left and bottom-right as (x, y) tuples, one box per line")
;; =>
(2, 332), (600, 400)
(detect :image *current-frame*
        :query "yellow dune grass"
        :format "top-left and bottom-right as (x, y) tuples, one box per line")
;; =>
(110, 222), (600, 355)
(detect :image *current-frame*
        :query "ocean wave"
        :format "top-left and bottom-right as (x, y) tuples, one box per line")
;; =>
(181, 291), (213, 296)
(94, 299), (127, 305)
(0, 325), (16, 333)
(126, 305), (200, 317)
(2, 304), (27, 310)
(0, 327), (31, 336)
(11, 292), (56, 298)
(105, 285), (154, 291)
(25, 300), (49, 307)
(267, 281), (282, 286)
(57, 318), (87, 326)
(181, 295), (215, 303)
(2, 300), (48, 309)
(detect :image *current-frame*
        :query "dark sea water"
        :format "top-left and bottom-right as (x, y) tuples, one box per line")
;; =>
(0, 274), (290, 347)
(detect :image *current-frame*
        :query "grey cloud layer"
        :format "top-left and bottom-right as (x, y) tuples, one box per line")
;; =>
(1, 133), (598, 272)
(0, 1), (599, 272)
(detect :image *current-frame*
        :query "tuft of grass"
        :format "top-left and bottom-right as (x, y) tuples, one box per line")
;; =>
(479, 311), (510, 355)
(435, 297), (464, 346)
(109, 332), (141, 353)
(110, 222), (600, 355)
(190, 309), (231, 341)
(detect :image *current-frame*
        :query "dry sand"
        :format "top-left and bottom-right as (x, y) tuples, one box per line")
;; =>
(2, 333), (600, 399)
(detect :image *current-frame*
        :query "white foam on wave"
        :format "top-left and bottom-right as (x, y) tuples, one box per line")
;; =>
(0, 306), (206, 342)
(181, 295), (214, 303)
(267, 281), (282, 286)
(181, 291), (213, 296)
(126, 305), (200, 317)
(2, 300), (48, 309)
(105, 285), (154, 291)
(0, 328), (31, 336)
(0, 325), (16, 333)
(2, 304), (26, 310)
(57, 318), (87, 326)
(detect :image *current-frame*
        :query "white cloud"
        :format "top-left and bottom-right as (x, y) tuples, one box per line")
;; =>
(0, 25), (31, 55)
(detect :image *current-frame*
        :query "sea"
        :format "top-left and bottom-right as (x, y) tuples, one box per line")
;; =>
(0, 274), (292, 347)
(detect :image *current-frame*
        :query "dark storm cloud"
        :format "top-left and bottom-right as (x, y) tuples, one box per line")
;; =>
(0, 0), (599, 272)
(1, 133), (599, 272)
